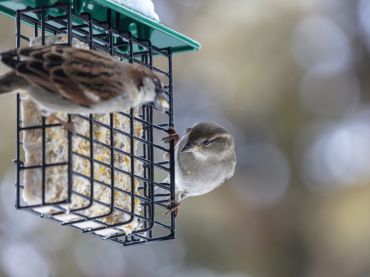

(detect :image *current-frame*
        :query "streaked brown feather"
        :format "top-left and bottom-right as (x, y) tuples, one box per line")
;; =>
(16, 62), (59, 95)
(5, 45), (134, 106)
(61, 48), (122, 101)
(127, 63), (158, 86)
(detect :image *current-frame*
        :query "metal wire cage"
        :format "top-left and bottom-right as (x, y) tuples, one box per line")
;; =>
(13, 2), (176, 246)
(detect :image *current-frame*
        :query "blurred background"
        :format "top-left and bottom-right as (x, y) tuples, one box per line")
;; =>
(1, 0), (370, 276)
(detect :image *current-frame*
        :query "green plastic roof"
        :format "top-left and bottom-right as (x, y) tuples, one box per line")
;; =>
(0, 0), (201, 54)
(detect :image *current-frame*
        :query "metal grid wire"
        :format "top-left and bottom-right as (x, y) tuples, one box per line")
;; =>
(13, 3), (176, 246)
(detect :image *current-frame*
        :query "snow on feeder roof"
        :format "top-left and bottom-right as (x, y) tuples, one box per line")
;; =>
(0, 0), (200, 54)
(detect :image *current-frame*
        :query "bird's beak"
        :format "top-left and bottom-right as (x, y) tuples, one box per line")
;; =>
(153, 92), (170, 112)
(181, 141), (198, 153)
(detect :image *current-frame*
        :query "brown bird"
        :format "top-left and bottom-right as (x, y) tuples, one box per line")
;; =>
(0, 45), (169, 130)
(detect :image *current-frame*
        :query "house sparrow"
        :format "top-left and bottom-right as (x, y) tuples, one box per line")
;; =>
(162, 122), (236, 215)
(0, 45), (169, 130)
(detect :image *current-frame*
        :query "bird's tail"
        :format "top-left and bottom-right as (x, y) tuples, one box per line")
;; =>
(0, 48), (22, 69)
(0, 48), (28, 95)
(0, 70), (28, 95)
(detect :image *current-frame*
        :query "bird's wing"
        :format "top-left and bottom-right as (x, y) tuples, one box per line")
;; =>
(0, 46), (126, 107)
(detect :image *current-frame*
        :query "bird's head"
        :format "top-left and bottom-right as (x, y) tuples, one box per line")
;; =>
(138, 68), (169, 112)
(152, 76), (170, 112)
(181, 122), (235, 159)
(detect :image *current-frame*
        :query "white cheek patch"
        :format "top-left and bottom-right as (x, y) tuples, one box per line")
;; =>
(84, 91), (101, 102)
(193, 151), (208, 161)
(143, 77), (155, 90)
(139, 77), (156, 102)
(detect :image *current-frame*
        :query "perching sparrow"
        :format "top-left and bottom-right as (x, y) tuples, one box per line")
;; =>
(0, 45), (169, 123)
(162, 122), (236, 215)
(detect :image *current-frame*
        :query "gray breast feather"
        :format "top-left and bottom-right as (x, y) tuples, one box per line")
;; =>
(175, 135), (236, 198)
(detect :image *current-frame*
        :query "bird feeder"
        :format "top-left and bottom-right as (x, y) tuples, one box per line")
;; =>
(0, 0), (200, 246)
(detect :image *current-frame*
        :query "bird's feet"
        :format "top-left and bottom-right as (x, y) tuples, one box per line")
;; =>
(48, 114), (76, 135)
(161, 127), (180, 145)
(62, 121), (76, 135)
(163, 200), (181, 217)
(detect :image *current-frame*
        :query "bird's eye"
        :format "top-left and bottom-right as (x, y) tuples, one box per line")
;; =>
(203, 140), (210, 146)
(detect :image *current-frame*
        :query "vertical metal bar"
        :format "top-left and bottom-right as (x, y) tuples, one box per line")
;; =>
(40, 7), (46, 204)
(67, 4), (73, 203)
(141, 52), (150, 229)
(89, 115), (94, 206)
(108, 10), (115, 216)
(148, 106), (154, 239)
(148, 43), (153, 70)
(67, 3), (72, 45)
(41, 122), (46, 205)
(141, 53), (149, 232)
(147, 43), (154, 239)
(107, 9), (113, 55)
(129, 115), (135, 217)
(16, 11), (21, 48)
(128, 31), (135, 223)
(15, 11), (21, 208)
(15, 93), (21, 208)
(88, 13), (93, 49)
(34, 21), (38, 37)
(67, 114), (72, 204)
(110, 114), (115, 214)
(88, 14), (94, 207)
(167, 48), (174, 130)
(41, 7), (45, 45)
(128, 33), (133, 63)
(167, 47), (176, 235)
(142, 105), (148, 230)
